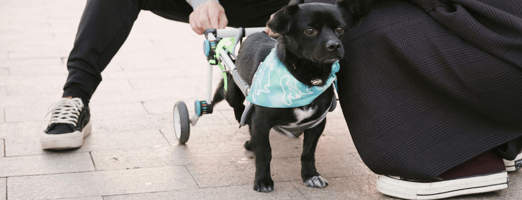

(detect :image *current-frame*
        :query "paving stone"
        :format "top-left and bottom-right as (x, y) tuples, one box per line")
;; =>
(0, 87), (6, 97)
(0, 39), (68, 51)
(0, 139), (3, 157)
(114, 59), (171, 71)
(57, 197), (103, 200)
(111, 50), (169, 66)
(91, 139), (252, 171)
(0, 119), (170, 157)
(6, 128), (170, 157)
(89, 113), (169, 134)
(89, 88), (204, 105)
(125, 61), (224, 90)
(266, 130), (358, 158)
(113, 40), (156, 54)
(0, 121), (46, 139)
(159, 121), (357, 158)
(186, 154), (370, 189)
(128, 77), (209, 91)
(4, 95), (144, 123)
(0, 68), (8, 76)
(0, 57), (62, 68)
(290, 174), (388, 199)
(160, 124), (250, 146)
(89, 80), (134, 94)
(0, 178), (5, 200)
(7, 46), (70, 59)
(185, 160), (255, 188)
(7, 64), (68, 76)
(5, 104), (50, 122)
(143, 97), (233, 115)
(104, 182), (305, 200)
(0, 52), (7, 60)
(0, 94), (58, 111)
(217, 109), (240, 125)
(4, 75), (65, 95)
(88, 102), (149, 120)
(0, 108), (4, 124)
(322, 116), (351, 136)
(102, 67), (184, 80)
(7, 166), (198, 200)
(0, 152), (94, 177)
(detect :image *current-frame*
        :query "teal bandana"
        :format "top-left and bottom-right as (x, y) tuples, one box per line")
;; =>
(246, 49), (339, 108)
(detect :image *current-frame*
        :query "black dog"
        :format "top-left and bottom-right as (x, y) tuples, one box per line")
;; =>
(212, 0), (371, 193)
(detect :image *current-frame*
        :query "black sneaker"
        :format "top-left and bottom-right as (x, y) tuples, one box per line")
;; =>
(41, 97), (91, 150)
(376, 151), (508, 199)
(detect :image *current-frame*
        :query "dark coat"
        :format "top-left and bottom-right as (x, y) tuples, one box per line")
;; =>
(337, 0), (522, 180)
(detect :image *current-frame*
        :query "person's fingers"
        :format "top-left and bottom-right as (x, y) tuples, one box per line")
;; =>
(198, 5), (211, 32)
(189, 1), (228, 34)
(218, 13), (228, 29)
(189, 12), (203, 35)
(264, 26), (271, 34)
(208, 5), (220, 29)
(265, 13), (279, 38)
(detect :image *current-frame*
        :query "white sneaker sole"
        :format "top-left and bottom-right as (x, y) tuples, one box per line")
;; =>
(504, 153), (522, 172)
(376, 172), (508, 200)
(41, 121), (91, 150)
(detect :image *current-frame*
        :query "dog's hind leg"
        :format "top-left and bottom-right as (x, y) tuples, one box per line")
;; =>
(224, 74), (246, 123)
(211, 79), (226, 105)
(244, 124), (254, 151)
(301, 119), (328, 188)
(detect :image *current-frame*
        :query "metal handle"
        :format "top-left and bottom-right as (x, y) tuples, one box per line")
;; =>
(205, 27), (265, 39)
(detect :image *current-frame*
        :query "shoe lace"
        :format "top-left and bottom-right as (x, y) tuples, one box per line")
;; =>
(46, 98), (84, 126)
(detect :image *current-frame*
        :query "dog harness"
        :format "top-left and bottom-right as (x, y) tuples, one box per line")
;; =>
(240, 48), (339, 138)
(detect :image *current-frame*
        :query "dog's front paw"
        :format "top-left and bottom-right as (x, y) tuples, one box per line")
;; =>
(304, 176), (328, 188)
(253, 177), (274, 193)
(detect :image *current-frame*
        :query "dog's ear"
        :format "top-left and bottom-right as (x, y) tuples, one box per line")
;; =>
(267, 4), (299, 35)
(337, 0), (372, 26)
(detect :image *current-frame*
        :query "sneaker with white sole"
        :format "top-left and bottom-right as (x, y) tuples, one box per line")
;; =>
(504, 152), (522, 172)
(41, 97), (91, 150)
(376, 151), (508, 200)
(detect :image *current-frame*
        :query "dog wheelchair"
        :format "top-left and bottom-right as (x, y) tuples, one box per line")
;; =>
(173, 27), (265, 144)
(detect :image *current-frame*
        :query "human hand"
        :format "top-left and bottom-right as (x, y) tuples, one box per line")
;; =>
(264, 14), (280, 38)
(189, 0), (228, 35)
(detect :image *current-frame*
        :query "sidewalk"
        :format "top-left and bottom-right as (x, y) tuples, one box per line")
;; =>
(0, 0), (520, 199)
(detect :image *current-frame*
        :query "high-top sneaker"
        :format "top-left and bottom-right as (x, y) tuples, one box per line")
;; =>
(41, 97), (91, 150)
(504, 153), (522, 172)
(376, 151), (508, 199)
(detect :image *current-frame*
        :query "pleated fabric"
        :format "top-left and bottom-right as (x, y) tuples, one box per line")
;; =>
(337, 0), (522, 180)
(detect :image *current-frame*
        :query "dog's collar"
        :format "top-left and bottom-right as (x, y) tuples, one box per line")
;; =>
(246, 48), (339, 108)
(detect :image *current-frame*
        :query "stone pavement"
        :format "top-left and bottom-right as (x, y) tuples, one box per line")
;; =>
(0, 0), (521, 199)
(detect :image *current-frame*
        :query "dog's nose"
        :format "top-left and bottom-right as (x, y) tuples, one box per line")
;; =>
(326, 41), (341, 51)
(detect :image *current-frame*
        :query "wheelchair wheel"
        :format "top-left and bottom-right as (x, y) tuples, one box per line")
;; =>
(173, 101), (190, 144)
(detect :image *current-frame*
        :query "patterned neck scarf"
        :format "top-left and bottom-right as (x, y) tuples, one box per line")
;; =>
(246, 49), (339, 108)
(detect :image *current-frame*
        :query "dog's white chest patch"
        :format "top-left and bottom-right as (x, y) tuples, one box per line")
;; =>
(293, 107), (316, 124)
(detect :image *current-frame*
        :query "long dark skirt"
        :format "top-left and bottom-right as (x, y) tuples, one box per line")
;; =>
(337, 0), (522, 180)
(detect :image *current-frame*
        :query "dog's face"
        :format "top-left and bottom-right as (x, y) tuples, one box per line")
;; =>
(267, 0), (371, 63)
(269, 4), (345, 63)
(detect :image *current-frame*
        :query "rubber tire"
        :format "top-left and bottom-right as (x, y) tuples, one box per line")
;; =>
(173, 101), (190, 144)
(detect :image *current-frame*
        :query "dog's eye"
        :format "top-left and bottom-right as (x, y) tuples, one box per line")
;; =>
(335, 27), (344, 35)
(304, 28), (316, 36)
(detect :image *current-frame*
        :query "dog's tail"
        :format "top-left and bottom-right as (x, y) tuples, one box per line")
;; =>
(212, 79), (226, 105)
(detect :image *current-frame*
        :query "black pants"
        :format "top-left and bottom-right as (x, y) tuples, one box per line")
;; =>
(63, 0), (288, 105)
